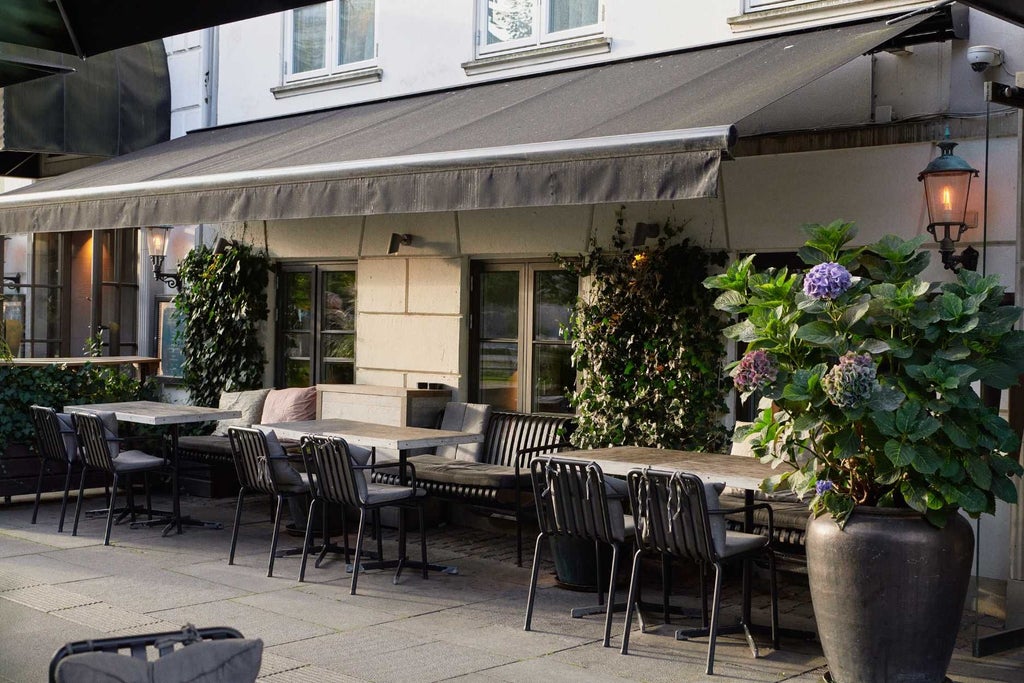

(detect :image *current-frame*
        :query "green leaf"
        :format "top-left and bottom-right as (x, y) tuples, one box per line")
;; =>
(964, 457), (993, 490)
(796, 321), (841, 347)
(990, 476), (1018, 504)
(885, 439), (916, 467)
(938, 293), (964, 320)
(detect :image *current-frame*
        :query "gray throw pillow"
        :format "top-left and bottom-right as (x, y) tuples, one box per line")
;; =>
(254, 427), (307, 493)
(704, 481), (727, 555)
(55, 412), (79, 462)
(55, 638), (263, 683)
(211, 389), (272, 436)
(436, 402), (491, 462)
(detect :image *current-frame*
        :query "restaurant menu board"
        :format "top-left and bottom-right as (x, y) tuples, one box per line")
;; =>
(158, 300), (185, 377)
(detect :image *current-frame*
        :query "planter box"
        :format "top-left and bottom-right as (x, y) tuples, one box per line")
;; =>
(0, 443), (106, 501)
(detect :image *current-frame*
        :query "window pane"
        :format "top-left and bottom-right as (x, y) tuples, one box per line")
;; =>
(282, 272), (312, 332)
(548, 0), (599, 33)
(480, 341), (518, 410)
(480, 270), (518, 339)
(293, 3), (327, 73)
(285, 358), (311, 388)
(533, 270), (575, 341)
(322, 361), (354, 384)
(486, 0), (535, 45)
(338, 0), (375, 65)
(321, 331), (354, 361)
(321, 270), (355, 332)
(532, 344), (573, 413)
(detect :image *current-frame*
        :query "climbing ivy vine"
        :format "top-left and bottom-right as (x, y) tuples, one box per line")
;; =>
(174, 242), (270, 407)
(557, 213), (731, 452)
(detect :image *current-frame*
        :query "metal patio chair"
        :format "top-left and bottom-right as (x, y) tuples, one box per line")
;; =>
(523, 456), (633, 648)
(29, 405), (80, 532)
(620, 468), (779, 675)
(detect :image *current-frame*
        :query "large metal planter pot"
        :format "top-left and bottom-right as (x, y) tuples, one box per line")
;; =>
(806, 506), (973, 683)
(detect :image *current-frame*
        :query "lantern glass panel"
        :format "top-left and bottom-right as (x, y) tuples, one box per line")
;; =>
(923, 171), (972, 225)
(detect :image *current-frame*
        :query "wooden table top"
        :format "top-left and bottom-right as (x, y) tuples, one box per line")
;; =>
(64, 400), (240, 426)
(555, 446), (783, 491)
(262, 418), (484, 451)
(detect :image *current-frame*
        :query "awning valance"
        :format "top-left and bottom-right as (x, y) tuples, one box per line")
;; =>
(0, 14), (930, 234)
(961, 1), (1024, 28)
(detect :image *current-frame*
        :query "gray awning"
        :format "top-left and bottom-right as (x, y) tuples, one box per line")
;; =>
(0, 46), (74, 88)
(0, 1), (323, 59)
(0, 14), (930, 234)
(961, 1), (1024, 27)
(0, 41), (170, 178)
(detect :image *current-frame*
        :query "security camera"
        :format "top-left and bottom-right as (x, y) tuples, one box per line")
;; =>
(967, 45), (1003, 73)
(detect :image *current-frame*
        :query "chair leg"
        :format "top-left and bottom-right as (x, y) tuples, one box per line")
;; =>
(393, 505), (407, 585)
(350, 508), (368, 595)
(124, 475), (136, 524)
(418, 504), (428, 580)
(603, 543), (621, 648)
(705, 563), (725, 676)
(299, 497), (318, 582)
(103, 473), (119, 546)
(339, 503), (350, 565)
(662, 555), (672, 624)
(31, 460), (46, 524)
(228, 489), (246, 565)
(57, 464), (74, 533)
(620, 548), (645, 655)
(374, 510), (384, 563)
(523, 532), (546, 632)
(144, 473), (152, 520)
(699, 563), (709, 628)
(72, 468), (88, 537)
(515, 504), (523, 567)
(268, 494), (285, 577)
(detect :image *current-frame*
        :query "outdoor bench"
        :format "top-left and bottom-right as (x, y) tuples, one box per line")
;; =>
(374, 410), (576, 566)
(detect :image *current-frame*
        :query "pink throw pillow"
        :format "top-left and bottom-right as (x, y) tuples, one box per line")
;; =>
(259, 387), (317, 424)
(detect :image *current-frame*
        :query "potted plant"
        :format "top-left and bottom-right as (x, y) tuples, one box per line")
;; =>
(704, 221), (1024, 683)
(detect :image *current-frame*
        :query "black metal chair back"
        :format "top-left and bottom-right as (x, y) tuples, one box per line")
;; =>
(626, 468), (716, 564)
(300, 434), (363, 507)
(72, 412), (118, 474)
(227, 426), (276, 495)
(530, 456), (617, 544)
(31, 405), (74, 466)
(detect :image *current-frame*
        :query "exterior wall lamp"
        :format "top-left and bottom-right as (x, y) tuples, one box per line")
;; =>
(145, 225), (182, 290)
(917, 139), (980, 272)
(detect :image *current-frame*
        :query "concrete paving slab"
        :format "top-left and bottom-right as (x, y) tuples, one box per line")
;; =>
(149, 599), (335, 647)
(0, 599), (103, 683)
(66, 567), (248, 613)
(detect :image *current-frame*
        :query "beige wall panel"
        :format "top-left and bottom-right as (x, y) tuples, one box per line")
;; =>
(221, 217), (363, 259)
(357, 313), (462, 374)
(355, 369), (406, 387)
(363, 212), (458, 257)
(459, 205), (592, 256)
(407, 257), (464, 315)
(591, 199), (730, 251)
(358, 258), (407, 313)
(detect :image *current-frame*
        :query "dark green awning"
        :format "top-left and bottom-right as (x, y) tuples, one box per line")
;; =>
(961, 1), (1024, 28)
(0, 41), (169, 178)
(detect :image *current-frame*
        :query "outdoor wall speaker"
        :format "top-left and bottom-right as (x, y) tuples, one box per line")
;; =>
(387, 233), (412, 255)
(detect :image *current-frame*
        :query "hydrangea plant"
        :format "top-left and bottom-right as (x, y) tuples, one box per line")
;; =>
(704, 221), (1024, 527)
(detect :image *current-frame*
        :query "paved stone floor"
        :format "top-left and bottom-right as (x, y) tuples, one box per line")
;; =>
(1, 491), (1023, 682)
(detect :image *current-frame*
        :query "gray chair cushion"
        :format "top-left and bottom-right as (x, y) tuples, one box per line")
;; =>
(605, 475), (631, 543)
(720, 530), (768, 558)
(210, 388), (271, 436)
(254, 427), (307, 494)
(436, 402), (491, 462)
(406, 455), (521, 489)
(364, 483), (425, 505)
(111, 450), (165, 474)
(55, 638), (263, 683)
(93, 411), (121, 461)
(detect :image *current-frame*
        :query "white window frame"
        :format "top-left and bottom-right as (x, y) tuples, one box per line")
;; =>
(284, 1), (377, 83)
(476, 0), (604, 57)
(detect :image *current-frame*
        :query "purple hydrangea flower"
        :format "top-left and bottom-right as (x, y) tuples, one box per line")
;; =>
(822, 352), (877, 408)
(803, 262), (852, 300)
(815, 480), (834, 495)
(733, 349), (778, 393)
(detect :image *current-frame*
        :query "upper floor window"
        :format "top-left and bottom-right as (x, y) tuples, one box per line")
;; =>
(286, 1), (376, 81)
(479, 0), (602, 55)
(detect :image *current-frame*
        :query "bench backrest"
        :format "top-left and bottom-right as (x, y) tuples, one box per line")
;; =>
(482, 411), (575, 467)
